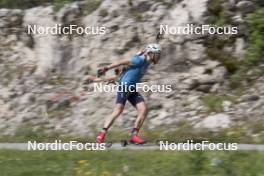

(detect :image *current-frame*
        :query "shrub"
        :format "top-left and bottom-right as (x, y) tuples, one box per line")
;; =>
(229, 8), (264, 88)
(205, 47), (239, 73)
(201, 94), (237, 112)
(0, 0), (100, 11)
(206, 0), (264, 89)
(0, 0), (75, 9)
(82, 0), (101, 15)
(243, 8), (264, 67)
(207, 0), (231, 25)
(99, 9), (108, 17)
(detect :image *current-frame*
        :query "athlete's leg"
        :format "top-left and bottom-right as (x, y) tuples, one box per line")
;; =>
(128, 93), (147, 144)
(96, 90), (127, 143)
(103, 103), (124, 129)
(103, 88), (128, 131)
(134, 101), (147, 129)
(128, 92), (147, 130)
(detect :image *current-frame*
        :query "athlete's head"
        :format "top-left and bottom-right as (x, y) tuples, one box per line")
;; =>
(145, 43), (162, 64)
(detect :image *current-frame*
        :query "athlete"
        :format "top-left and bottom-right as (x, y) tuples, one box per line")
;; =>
(96, 43), (162, 144)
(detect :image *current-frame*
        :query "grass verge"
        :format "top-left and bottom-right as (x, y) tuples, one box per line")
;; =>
(1, 120), (264, 144)
(0, 150), (264, 176)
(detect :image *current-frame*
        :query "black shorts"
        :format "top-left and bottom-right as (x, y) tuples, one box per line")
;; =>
(116, 88), (144, 106)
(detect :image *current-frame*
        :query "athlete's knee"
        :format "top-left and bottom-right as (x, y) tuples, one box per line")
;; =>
(114, 104), (124, 114)
(137, 104), (147, 116)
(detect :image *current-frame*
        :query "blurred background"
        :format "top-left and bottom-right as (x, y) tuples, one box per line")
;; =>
(0, 0), (263, 175)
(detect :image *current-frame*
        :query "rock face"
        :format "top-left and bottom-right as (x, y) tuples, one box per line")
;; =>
(236, 1), (256, 14)
(0, 9), (23, 35)
(0, 0), (263, 136)
(196, 113), (231, 130)
(24, 6), (62, 78)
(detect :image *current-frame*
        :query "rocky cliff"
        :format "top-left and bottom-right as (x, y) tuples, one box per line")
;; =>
(0, 0), (263, 139)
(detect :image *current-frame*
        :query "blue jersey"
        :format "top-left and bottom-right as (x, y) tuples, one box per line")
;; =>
(119, 54), (149, 85)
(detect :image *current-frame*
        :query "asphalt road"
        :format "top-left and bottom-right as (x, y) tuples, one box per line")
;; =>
(0, 143), (264, 151)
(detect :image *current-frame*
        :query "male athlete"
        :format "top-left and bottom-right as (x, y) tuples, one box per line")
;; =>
(96, 43), (162, 144)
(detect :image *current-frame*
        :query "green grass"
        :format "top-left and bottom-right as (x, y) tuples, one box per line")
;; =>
(0, 150), (264, 176)
(1, 119), (264, 144)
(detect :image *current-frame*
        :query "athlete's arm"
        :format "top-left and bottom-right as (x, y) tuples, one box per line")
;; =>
(84, 75), (117, 83)
(106, 59), (130, 70)
(97, 59), (130, 76)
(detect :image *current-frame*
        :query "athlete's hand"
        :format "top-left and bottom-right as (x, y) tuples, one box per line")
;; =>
(97, 66), (109, 77)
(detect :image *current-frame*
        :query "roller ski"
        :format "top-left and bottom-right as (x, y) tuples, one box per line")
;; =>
(121, 135), (147, 147)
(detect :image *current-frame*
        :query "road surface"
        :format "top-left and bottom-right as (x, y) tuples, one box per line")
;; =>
(0, 143), (264, 151)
